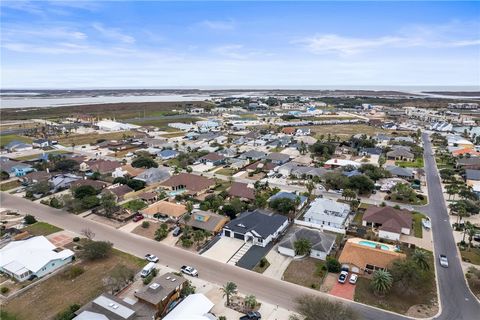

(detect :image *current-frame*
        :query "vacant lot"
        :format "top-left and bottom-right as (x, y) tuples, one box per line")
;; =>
(129, 117), (200, 130)
(54, 131), (136, 146)
(23, 222), (63, 236)
(310, 124), (388, 139)
(215, 168), (237, 176)
(132, 221), (161, 239)
(0, 134), (33, 148)
(0, 180), (21, 191)
(283, 257), (327, 290)
(3, 249), (144, 320)
(13, 150), (72, 161)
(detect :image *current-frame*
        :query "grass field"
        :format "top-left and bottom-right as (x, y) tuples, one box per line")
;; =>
(310, 124), (388, 139)
(0, 135), (33, 148)
(215, 168), (237, 176)
(13, 150), (71, 161)
(3, 249), (144, 320)
(396, 158), (424, 168)
(461, 247), (480, 265)
(23, 222), (63, 236)
(412, 212), (427, 238)
(0, 180), (21, 191)
(54, 131), (136, 146)
(159, 131), (187, 138)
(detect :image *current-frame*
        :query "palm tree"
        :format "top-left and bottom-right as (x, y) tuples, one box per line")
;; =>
(186, 201), (193, 214)
(342, 189), (356, 201)
(467, 225), (476, 248)
(412, 249), (430, 271)
(244, 295), (257, 310)
(371, 270), (393, 296)
(294, 239), (312, 256)
(220, 282), (237, 306)
(305, 181), (315, 201)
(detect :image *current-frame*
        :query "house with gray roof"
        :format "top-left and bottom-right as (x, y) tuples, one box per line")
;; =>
(265, 152), (290, 165)
(278, 227), (336, 260)
(222, 210), (289, 247)
(239, 150), (266, 161)
(385, 165), (414, 179)
(386, 148), (414, 161)
(4, 141), (33, 152)
(133, 167), (171, 185)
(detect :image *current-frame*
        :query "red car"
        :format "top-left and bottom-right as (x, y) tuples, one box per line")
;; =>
(133, 214), (144, 222)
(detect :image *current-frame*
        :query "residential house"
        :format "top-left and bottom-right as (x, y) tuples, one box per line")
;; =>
(32, 139), (51, 148)
(465, 169), (480, 198)
(222, 210), (289, 247)
(268, 191), (307, 210)
(265, 152), (290, 165)
(278, 227), (335, 260)
(338, 238), (405, 274)
(141, 200), (187, 221)
(218, 148), (237, 158)
(74, 293), (147, 320)
(385, 165), (414, 179)
(134, 272), (187, 317)
(0, 236), (74, 282)
(49, 174), (81, 191)
(112, 164), (146, 179)
(324, 159), (361, 169)
(362, 205), (412, 240)
(245, 161), (277, 172)
(157, 149), (179, 160)
(239, 150), (266, 161)
(71, 179), (109, 191)
(199, 153), (226, 166)
(162, 294), (215, 320)
(300, 198), (351, 233)
(138, 191), (159, 203)
(457, 157), (480, 170)
(4, 141), (33, 152)
(21, 171), (52, 185)
(80, 159), (122, 175)
(101, 184), (134, 201)
(160, 173), (215, 195)
(134, 167), (171, 185)
(228, 182), (256, 201)
(282, 127), (296, 135)
(179, 210), (229, 234)
(386, 147), (414, 161)
(359, 147), (383, 156)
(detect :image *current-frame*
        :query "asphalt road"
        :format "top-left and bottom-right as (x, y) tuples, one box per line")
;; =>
(421, 133), (480, 320)
(1, 132), (478, 319)
(0, 193), (406, 320)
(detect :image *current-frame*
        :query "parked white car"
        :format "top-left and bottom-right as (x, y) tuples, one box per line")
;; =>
(349, 273), (358, 284)
(145, 254), (159, 263)
(338, 271), (348, 284)
(180, 265), (199, 277)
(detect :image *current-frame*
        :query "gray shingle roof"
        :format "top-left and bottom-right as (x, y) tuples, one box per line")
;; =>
(224, 210), (287, 239)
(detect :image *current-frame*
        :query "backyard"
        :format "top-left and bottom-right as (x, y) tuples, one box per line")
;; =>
(2, 249), (144, 320)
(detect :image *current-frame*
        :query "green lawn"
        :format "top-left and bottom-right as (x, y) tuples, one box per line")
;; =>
(0, 134), (33, 148)
(352, 212), (364, 225)
(23, 222), (63, 236)
(412, 212), (427, 238)
(460, 247), (480, 265)
(395, 158), (424, 168)
(122, 199), (147, 212)
(215, 168), (237, 176)
(13, 150), (72, 161)
(0, 180), (21, 191)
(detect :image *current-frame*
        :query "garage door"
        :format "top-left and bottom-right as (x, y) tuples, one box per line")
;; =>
(234, 232), (245, 240)
(351, 266), (360, 273)
(224, 230), (231, 237)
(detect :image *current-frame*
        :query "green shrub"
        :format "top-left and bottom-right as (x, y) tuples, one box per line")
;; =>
(24, 214), (37, 225)
(54, 304), (80, 320)
(1, 286), (9, 294)
(63, 265), (84, 280)
(73, 237), (80, 242)
(326, 257), (341, 273)
(141, 221), (150, 229)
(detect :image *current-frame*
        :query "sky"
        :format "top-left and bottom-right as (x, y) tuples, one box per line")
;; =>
(1, 1), (479, 89)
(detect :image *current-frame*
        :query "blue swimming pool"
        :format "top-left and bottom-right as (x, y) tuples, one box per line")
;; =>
(358, 240), (390, 251)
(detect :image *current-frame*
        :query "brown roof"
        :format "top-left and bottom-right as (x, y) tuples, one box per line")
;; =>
(228, 182), (255, 200)
(141, 200), (187, 218)
(201, 153), (225, 162)
(135, 272), (186, 306)
(245, 161), (277, 171)
(121, 164), (146, 177)
(161, 173), (214, 192)
(86, 159), (122, 174)
(179, 210), (229, 233)
(23, 171), (51, 182)
(102, 184), (133, 199)
(138, 191), (157, 200)
(339, 239), (405, 271)
(363, 206), (412, 234)
(282, 127), (296, 134)
(71, 179), (109, 190)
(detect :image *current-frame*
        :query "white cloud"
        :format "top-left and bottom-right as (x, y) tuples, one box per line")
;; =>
(199, 19), (235, 30)
(92, 23), (135, 44)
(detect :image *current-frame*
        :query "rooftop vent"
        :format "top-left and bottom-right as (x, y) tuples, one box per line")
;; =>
(171, 278), (176, 282)
(149, 283), (160, 290)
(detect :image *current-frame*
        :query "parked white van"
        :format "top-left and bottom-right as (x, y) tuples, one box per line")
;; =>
(140, 262), (156, 278)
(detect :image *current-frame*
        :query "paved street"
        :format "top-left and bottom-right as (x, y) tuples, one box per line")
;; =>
(0, 133), (478, 319)
(421, 133), (480, 320)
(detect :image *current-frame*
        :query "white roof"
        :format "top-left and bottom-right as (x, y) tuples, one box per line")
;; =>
(74, 311), (109, 320)
(97, 120), (140, 130)
(325, 159), (361, 167)
(304, 198), (350, 225)
(0, 236), (74, 275)
(163, 294), (214, 320)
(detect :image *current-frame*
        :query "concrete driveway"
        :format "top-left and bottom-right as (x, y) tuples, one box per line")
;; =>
(201, 237), (244, 263)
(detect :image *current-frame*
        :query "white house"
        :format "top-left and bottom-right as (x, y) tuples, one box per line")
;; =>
(96, 120), (140, 131)
(222, 210), (289, 247)
(163, 294), (215, 320)
(0, 236), (74, 282)
(298, 198), (351, 233)
(278, 227), (336, 260)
